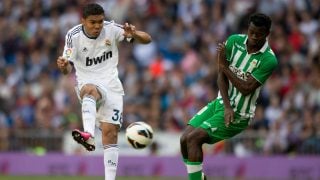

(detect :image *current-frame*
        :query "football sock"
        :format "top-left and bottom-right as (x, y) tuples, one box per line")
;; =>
(103, 145), (119, 180)
(186, 161), (203, 180)
(183, 158), (188, 164)
(81, 95), (96, 137)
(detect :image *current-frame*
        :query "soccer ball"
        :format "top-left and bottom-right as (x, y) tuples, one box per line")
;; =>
(125, 121), (154, 149)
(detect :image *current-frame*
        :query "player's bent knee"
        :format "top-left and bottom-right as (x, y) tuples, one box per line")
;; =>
(180, 132), (188, 145)
(80, 85), (100, 99)
(186, 128), (209, 146)
(180, 125), (195, 143)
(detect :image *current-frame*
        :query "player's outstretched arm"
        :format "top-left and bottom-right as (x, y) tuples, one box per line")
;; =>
(132, 30), (152, 44)
(57, 56), (73, 75)
(123, 23), (151, 44)
(217, 43), (261, 96)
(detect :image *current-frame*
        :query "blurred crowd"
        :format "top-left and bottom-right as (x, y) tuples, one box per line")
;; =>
(0, 0), (319, 155)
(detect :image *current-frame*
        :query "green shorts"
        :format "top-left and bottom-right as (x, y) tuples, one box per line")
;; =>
(188, 99), (250, 144)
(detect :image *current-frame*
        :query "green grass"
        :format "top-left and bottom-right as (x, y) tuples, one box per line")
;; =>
(1, 176), (102, 180)
(0, 176), (187, 180)
(0, 176), (281, 180)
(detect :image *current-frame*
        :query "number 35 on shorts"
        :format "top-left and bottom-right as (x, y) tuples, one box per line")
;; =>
(112, 109), (123, 123)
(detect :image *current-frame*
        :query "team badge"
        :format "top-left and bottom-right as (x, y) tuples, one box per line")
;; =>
(105, 39), (111, 46)
(65, 48), (72, 58)
(250, 59), (258, 68)
(247, 59), (258, 73)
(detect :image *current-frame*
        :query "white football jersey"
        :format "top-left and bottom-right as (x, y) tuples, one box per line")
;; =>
(62, 21), (126, 95)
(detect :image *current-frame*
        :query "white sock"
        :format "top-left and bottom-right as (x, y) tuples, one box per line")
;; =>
(81, 95), (96, 137)
(186, 163), (202, 173)
(103, 145), (119, 180)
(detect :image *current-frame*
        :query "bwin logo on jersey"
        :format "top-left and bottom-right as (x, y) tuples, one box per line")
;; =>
(86, 51), (112, 66)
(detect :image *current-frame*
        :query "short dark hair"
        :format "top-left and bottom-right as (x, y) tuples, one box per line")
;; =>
(82, 3), (105, 18)
(249, 13), (272, 31)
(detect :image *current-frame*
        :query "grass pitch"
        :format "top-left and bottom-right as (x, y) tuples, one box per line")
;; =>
(0, 176), (187, 180)
(0, 176), (280, 180)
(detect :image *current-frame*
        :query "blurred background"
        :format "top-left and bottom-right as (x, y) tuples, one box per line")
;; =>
(0, 0), (319, 179)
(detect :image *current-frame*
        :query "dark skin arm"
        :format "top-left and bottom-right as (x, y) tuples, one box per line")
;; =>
(217, 72), (235, 127)
(217, 44), (234, 127)
(217, 43), (261, 96)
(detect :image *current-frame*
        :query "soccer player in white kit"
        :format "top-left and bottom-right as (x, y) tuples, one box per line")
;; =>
(56, 3), (151, 180)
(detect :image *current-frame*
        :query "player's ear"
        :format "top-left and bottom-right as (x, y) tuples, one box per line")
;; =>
(264, 27), (270, 37)
(81, 18), (86, 25)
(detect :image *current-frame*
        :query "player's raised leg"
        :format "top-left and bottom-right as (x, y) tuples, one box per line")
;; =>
(180, 126), (195, 163)
(186, 128), (210, 180)
(181, 103), (217, 180)
(72, 84), (101, 151)
(181, 127), (210, 180)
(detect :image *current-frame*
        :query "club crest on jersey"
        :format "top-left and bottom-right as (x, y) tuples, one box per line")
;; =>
(105, 39), (111, 46)
(82, 47), (88, 52)
(250, 59), (258, 67)
(65, 48), (72, 58)
(247, 59), (258, 72)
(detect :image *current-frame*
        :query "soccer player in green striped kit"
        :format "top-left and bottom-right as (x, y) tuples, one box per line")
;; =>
(180, 13), (278, 180)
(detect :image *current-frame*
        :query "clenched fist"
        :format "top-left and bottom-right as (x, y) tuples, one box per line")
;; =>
(57, 56), (71, 74)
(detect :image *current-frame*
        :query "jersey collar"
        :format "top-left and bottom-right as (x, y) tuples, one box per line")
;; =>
(82, 25), (98, 39)
(244, 35), (269, 54)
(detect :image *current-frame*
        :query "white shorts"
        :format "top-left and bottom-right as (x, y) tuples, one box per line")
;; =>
(75, 83), (123, 127)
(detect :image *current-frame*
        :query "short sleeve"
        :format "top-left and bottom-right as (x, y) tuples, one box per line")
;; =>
(109, 21), (134, 43)
(224, 35), (237, 62)
(110, 21), (125, 43)
(251, 54), (278, 84)
(62, 32), (77, 62)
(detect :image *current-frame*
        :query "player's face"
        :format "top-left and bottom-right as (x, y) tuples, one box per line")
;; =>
(82, 15), (105, 37)
(247, 22), (269, 47)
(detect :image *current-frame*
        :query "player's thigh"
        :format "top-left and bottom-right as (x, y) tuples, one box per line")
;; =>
(205, 118), (249, 144)
(202, 115), (250, 144)
(188, 100), (217, 128)
(75, 83), (107, 106)
(96, 91), (123, 127)
(191, 100), (250, 144)
(79, 84), (101, 99)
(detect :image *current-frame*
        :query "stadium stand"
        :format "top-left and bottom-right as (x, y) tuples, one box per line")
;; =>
(0, 0), (319, 156)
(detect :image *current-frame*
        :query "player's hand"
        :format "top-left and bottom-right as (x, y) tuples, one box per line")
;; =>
(57, 56), (69, 71)
(216, 43), (228, 70)
(224, 107), (234, 127)
(123, 22), (136, 38)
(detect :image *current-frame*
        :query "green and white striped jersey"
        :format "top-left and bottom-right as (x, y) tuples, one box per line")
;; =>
(217, 34), (277, 119)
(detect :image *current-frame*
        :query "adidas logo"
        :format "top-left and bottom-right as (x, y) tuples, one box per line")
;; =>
(107, 160), (117, 167)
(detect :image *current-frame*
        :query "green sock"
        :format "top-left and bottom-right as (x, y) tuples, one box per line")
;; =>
(186, 161), (202, 180)
(183, 158), (188, 164)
